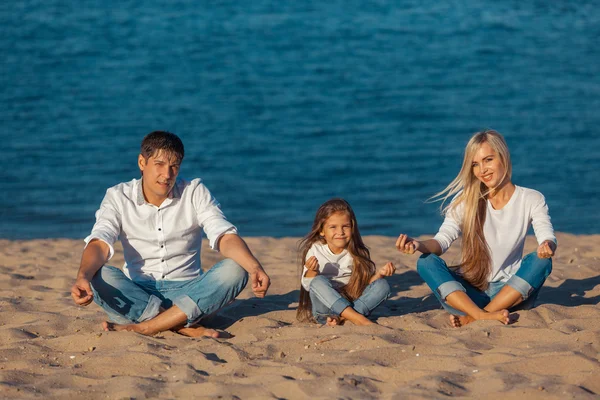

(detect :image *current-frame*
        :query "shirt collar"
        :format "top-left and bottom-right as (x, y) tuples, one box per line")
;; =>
(135, 178), (182, 206)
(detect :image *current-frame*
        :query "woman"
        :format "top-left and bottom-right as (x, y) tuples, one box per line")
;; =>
(397, 129), (556, 327)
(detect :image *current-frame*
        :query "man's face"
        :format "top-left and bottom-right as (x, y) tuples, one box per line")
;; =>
(138, 150), (181, 206)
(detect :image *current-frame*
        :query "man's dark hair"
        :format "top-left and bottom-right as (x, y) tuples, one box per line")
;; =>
(140, 131), (185, 162)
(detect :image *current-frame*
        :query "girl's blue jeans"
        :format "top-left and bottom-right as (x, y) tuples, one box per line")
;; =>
(416, 252), (552, 316)
(308, 275), (391, 324)
(90, 259), (248, 327)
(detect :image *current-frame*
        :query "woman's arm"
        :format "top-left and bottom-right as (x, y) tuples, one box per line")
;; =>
(396, 234), (443, 256)
(530, 191), (557, 258)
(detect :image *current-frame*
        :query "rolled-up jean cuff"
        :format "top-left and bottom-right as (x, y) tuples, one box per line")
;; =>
(437, 281), (466, 300)
(173, 295), (203, 326)
(330, 297), (352, 316)
(506, 274), (533, 300)
(138, 295), (162, 323)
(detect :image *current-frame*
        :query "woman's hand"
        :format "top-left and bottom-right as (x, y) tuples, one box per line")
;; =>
(304, 256), (320, 277)
(396, 234), (419, 254)
(537, 240), (556, 259)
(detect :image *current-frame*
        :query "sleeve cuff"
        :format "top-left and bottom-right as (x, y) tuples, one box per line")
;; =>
(209, 227), (238, 251)
(83, 236), (115, 260)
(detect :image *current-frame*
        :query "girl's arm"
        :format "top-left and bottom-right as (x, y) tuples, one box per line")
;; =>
(304, 256), (320, 278)
(369, 262), (396, 283)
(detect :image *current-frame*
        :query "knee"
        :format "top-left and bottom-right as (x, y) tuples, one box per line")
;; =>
(416, 253), (443, 278)
(90, 265), (124, 288)
(308, 275), (329, 291)
(219, 259), (249, 286)
(370, 278), (391, 298)
(523, 252), (553, 276)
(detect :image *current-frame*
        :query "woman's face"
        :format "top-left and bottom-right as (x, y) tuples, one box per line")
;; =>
(471, 142), (506, 189)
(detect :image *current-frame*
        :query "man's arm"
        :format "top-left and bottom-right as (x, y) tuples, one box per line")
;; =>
(218, 234), (270, 298)
(70, 239), (110, 306)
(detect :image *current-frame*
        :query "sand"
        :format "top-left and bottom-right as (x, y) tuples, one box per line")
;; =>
(1, 233), (599, 399)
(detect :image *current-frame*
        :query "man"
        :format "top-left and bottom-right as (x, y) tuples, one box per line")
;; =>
(70, 131), (270, 338)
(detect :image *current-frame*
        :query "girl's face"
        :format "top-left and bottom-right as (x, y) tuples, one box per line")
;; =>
(320, 211), (352, 254)
(471, 142), (506, 189)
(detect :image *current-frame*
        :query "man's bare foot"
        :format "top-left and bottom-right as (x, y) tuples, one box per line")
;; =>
(175, 326), (221, 338)
(103, 321), (222, 338)
(448, 309), (510, 328)
(103, 321), (142, 333)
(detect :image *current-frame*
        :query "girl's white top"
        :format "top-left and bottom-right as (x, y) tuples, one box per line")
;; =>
(300, 242), (353, 291)
(433, 186), (557, 283)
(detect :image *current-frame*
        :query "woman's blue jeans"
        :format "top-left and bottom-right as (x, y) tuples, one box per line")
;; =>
(308, 275), (391, 324)
(416, 252), (552, 316)
(90, 259), (248, 327)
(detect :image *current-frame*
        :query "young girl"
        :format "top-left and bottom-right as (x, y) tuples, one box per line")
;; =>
(297, 198), (395, 326)
(397, 129), (556, 327)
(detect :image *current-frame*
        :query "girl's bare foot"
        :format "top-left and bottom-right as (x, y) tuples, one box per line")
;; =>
(448, 309), (510, 328)
(325, 316), (347, 326)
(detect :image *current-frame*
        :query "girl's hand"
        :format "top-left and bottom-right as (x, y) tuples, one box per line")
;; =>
(304, 256), (320, 278)
(305, 256), (319, 271)
(376, 262), (396, 277)
(537, 240), (556, 259)
(396, 234), (419, 254)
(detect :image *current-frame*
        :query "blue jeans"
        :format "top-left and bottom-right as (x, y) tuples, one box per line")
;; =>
(309, 275), (391, 324)
(416, 252), (552, 316)
(90, 259), (248, 327)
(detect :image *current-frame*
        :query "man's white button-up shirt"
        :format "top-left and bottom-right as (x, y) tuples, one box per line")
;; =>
(84, 177), (236, 282)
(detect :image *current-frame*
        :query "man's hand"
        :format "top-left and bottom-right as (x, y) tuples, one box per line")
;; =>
(251, 269), (270, 298)
(537, 240), (556, 259)
(71, 278), (94, 306)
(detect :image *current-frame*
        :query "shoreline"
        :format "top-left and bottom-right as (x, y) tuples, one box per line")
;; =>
(1, 233), (599, 398)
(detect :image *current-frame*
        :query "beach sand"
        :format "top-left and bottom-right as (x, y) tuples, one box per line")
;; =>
(1, 233), (599, 399)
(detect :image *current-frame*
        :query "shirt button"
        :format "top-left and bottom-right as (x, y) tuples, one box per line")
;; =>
(161, 245), (164, 248)
(158, 228), (162, 231)
(161, 259), (164, 262)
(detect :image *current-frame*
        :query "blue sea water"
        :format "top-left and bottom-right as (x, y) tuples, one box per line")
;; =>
(1, 1), (599, 239)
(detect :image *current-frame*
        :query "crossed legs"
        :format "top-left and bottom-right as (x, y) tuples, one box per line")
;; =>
(91, 259), (248, 337)
(417, 253), (552, 327)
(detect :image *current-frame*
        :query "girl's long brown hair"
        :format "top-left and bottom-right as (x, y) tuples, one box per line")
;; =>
(431, 130), (512, 290)
(296, 198), (375, 322)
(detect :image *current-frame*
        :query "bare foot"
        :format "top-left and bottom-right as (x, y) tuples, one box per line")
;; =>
(103, 320), (140, 333)
(448, 309), (510, 328)
(449, 314), (474, 328)
(325, 316), (347, 326)
(345, 315), (375, 326)
(175, 326), (221, 338)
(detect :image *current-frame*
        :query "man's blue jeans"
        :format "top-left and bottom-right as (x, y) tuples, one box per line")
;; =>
(309, 275), (391, 323)
(90, 259), (248, 327)
(416, 252), (552, 316)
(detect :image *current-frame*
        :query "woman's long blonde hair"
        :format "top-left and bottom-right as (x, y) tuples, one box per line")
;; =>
(296, 199), (375, 322)
(432, 130), (512, 290)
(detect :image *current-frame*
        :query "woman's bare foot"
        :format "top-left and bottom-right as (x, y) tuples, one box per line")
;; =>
(449, 309), (510, 328)
(449, 314), (473, 328)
